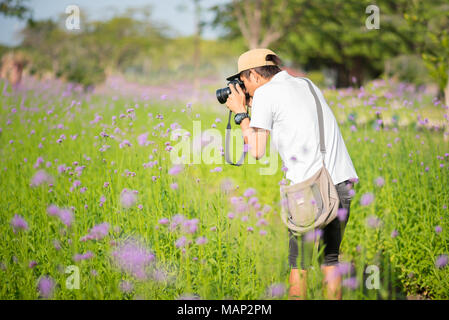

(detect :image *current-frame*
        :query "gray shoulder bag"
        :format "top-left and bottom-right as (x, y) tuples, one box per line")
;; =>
(279, 78), (340, 236)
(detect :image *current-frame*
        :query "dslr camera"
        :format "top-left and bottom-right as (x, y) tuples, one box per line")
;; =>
(216, 79), (246, 104)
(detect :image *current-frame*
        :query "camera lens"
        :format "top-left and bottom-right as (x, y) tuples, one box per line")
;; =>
(216, 87), (231, 104)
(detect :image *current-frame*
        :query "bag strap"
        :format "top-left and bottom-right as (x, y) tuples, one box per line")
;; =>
(283, 78), (327, 181)
(300, 77), (326, 160)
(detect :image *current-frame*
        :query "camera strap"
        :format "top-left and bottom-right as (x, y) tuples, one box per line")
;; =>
(225, 110), (247, 166)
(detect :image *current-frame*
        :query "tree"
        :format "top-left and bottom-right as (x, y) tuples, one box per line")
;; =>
(211, 0), (309, 49)
(0, 0), (31, 19)
(211, 0), (434, 87)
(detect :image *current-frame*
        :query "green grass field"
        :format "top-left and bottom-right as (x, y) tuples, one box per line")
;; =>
(0, 77), (448, 299)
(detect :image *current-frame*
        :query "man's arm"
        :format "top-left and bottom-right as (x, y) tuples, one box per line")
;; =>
(225, 83), (270, 160)
(239, 118), (269, 160)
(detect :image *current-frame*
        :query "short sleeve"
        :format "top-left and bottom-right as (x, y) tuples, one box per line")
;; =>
(249, 89), (273, 131)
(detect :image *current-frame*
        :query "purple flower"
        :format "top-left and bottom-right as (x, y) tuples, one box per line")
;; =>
(111, 239), (155, 279)
(195, 236), (208, 245)
(72, 180), (81, 188)
(337, 262), (352, 275)
(158, 218), (169, 225)
(248, 196), (259, 206)
(220, 178), (234, 193)
(121, 189), (137, 208)
(266, 283), (286, 298)
(435, 226), (442, 234)
(170, 183), (179, 190)
(360, 193), (374, 206)
(435, 254), (448, 269)
(47, 204), (60, 216)
(182, 219), (199, 234)
(227, 212), (235, 220)
(243, 188), (256, 198)
(304, 229), (323, 242)
(11, 214), (29, 233)
(337, 208), (348, 221)
(366, 215), (382, 228)
(29, 260), (38, 268)
(375, 177), (385, 187)
(80, 222), (109, 241)
(57, 208), (74, 227)
(30, 169), (54, 187)
(247, 226), (254, 232)
(342, 277), (359, 289)
(37, 276), (55, 299)
(73, 251), (94, 262)
(119, 280), (134, 293)
(99, 195), (106, 207)
(137, 133), (149, 146)
(175, 236), (187, 248)
(259, 230), (267, 236)
(391, 230), (399, 238)
(168, 165), (183, 175)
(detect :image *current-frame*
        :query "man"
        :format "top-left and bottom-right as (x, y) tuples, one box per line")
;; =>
(225, 48), (358, 300)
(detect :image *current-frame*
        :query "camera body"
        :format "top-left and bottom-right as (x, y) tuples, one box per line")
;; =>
(216, 79), (246, 104)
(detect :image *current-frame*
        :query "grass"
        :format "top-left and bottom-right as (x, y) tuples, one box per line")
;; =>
(0, 77), (448, 299)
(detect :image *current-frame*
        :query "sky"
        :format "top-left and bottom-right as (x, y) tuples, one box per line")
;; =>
(0, 0), (231, 46)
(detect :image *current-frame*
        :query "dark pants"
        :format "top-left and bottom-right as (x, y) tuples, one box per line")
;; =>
(288, 179), (353, 269)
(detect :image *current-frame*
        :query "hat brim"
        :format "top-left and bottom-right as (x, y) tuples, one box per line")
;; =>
(226, 73), (241, 82)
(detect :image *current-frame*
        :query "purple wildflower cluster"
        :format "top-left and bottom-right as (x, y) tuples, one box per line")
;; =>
(111, 239), (155, 279)
(46, 204), (74, 227)
(80, 222), (109, 241)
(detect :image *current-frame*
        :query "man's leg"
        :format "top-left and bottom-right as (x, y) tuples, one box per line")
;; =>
(321, 264), (342, 300)
(288, 229), (307, 299)
(289, 268), (307, 300)
(320, 180), (352, 300)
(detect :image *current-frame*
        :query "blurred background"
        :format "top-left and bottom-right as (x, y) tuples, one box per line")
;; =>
(0, 0), (448, 105)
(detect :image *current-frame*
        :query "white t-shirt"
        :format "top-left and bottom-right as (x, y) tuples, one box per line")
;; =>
(249, 70), (358, 185)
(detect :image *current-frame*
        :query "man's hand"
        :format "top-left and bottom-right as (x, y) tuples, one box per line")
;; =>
(225, 83), (247, 114)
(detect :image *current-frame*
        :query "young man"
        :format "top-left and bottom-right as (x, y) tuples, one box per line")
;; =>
(225, 48), (358, 300)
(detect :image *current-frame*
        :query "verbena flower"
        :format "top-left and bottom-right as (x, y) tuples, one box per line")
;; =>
(111, 239), (155, 279)
(243, 188), (256, 198)
(342, 277), (359, 289)
(195, 236), (208, 245)
(11, 214), (29, 233)
(80, 222), (109, 241)
(304, 229), (323, 242)
(119, 280), (134, 293)
(30, 169), (54, 187)
(337, 208), (348, 221)
(168, 165), (183, 175)
(73, 251), (94, 262)
(121, 189), (137, 208)
(435, 254), (448, 269)
(37, 276), (55, 299)
(360, 193), (374, 206)
(175, 236), (187, 248)
(266, 283), (286, 298)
